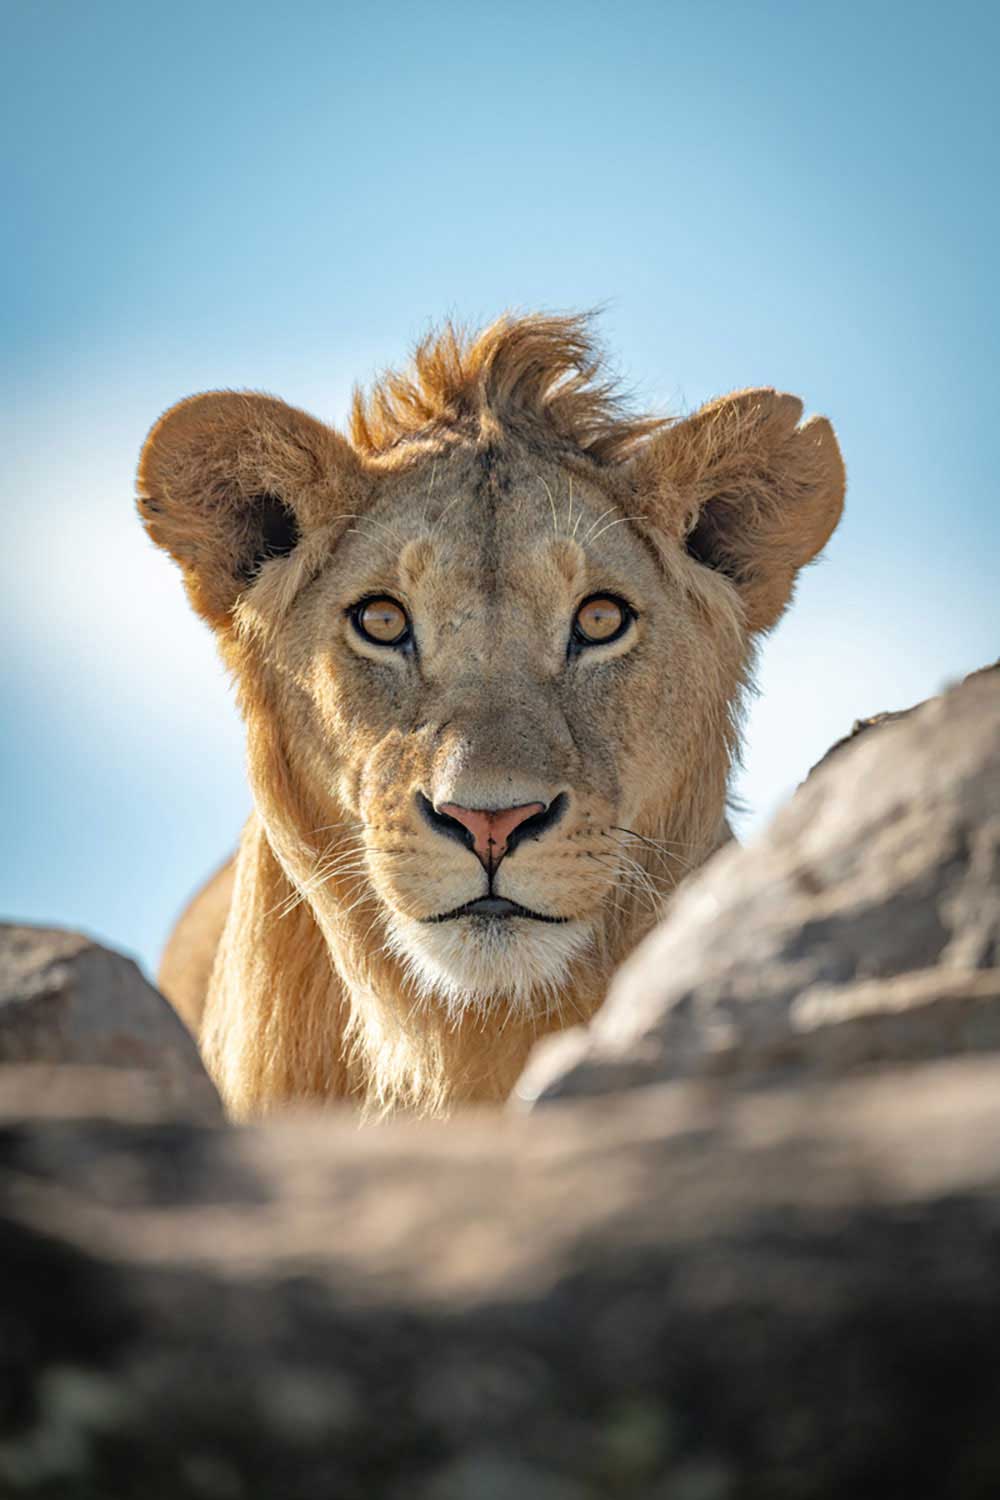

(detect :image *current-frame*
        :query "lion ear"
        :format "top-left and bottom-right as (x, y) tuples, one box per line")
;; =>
(630, 388), (845, 633)
(137, 391), (364, 627)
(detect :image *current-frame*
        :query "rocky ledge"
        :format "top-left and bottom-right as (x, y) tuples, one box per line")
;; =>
(1, 664), (998, 1499)
(520, 662), (1000, 1104)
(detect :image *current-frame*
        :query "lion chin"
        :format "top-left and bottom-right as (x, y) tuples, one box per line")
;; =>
(141, 309), (844, 1119)
(384, 913), (594, 1024)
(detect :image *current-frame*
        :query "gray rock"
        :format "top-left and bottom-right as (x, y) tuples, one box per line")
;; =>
(4, 1056), (1000, 1497)
(4, 670), (1000, 1497)
(0, 925), (222, 1122)
(521, 665), (1000, 1104)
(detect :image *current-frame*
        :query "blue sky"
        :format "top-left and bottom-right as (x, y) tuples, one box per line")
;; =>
(3, 0), (998, 976)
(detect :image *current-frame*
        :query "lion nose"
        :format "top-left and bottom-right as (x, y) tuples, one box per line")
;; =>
(435, 800), (549, 870)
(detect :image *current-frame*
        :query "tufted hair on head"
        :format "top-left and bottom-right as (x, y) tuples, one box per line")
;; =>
(349, 311), (668, 462)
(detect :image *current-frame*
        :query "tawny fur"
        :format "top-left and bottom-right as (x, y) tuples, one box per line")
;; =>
(139, 312), (845, 1119)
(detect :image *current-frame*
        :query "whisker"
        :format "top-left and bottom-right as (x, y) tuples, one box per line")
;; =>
(359, 908), (390, 946)
(616, 853), (678, 896)
(421, 458), (441, 526)
(579, 506), (619, 547)
(569, 476), (586, 541)
(355, 513), (407, 549)
(540, 477), (559, 537)
(587, 851), (663, 918)
(345, 526), (395, 551)
(340, 887), (379, 920)
(328, 511), (410, 551)
(275, 842), (419, 918)
(598, 840), (677, 884)
(605, 827), (696, 877)
(432, 486), (468, 535)
(610, 825), (700, 851)
(587, 515), (644, 547)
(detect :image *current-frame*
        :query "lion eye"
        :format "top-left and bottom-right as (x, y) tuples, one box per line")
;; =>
(572, 594), (631, 646)
(352, 596), (411, 646)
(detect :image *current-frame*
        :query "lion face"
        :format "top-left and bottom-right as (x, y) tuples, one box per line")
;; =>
(252, 442), (731, 1016)
(138, 313), (844, 1059)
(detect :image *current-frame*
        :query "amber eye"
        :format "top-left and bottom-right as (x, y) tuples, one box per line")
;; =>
(351, 596), (411, 647)
(572, 594), (632, 647)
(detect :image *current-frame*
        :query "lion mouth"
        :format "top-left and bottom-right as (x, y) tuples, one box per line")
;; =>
(422, 896), (570, 925)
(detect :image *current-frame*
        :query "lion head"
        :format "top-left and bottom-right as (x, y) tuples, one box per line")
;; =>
(138, 314), (844, 1115)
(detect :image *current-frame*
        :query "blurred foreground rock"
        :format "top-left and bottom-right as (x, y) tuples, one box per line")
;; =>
(3, 667), (1000, 1497)
(522, 666), (1000, 1104)
(5, 1056), (1000, 1498)
(0, 925), (222, 1123)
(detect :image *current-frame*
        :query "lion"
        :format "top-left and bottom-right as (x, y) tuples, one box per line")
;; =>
(137, 313), (845, 1118)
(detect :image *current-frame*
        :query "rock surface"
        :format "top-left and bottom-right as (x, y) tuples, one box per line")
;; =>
(521, 666), (1000, 1105)
(0, 925), (222, 1122)
(3, 669), (1000, 1497)
(5, 1055), (1000, 1498)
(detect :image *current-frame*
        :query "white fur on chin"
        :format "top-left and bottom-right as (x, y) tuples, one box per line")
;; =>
(385, 913), (592, 1025)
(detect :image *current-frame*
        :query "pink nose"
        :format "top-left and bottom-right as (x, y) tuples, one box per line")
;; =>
(437, 802), (546, 869)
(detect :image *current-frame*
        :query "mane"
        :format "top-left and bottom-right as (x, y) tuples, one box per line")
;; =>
(349, 311), (667, 463)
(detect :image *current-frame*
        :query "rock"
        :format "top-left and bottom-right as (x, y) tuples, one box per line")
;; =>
(0, 925), (222, 1122)
(4, 1056), (1000, 1497)
(4, 669), (1000, 1496)
(0, 1064), (223, 1127)
(521, 665), (1000, 1105)
(804, 659), (998, 778)
(803, 707), (916, 777)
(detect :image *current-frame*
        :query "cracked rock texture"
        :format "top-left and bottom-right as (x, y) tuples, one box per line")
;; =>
(521, 666), (1000, 1105)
